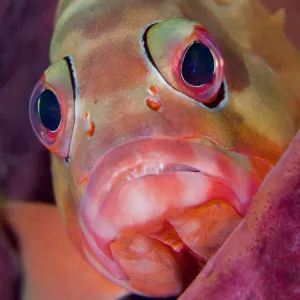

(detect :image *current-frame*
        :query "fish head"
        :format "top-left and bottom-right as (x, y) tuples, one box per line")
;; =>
(29, 0), (300, 297)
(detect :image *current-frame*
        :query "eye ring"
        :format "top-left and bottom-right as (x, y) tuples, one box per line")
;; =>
(32, 85), (63, 144)
(174, 25), (224, 104)
(29, 57), (75, 157)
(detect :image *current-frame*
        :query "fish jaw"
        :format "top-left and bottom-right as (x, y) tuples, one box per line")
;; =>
(75, 138), (263, 297)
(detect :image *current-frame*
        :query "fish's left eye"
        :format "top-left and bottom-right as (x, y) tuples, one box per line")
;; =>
(29, 57), (75, 157)
(181, 42), (215, 87)
(145, 18), (225, 106)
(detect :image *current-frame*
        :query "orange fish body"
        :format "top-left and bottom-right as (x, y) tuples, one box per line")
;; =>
(23, 0), (300, 298)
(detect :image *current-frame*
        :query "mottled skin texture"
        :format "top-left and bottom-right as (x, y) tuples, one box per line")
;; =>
(39, 0), (300, 297)
(3, 0), (300, 299)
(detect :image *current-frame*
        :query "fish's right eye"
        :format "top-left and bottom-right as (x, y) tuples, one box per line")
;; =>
(29, 57), (76, 158)
(37, 89), (62, 132)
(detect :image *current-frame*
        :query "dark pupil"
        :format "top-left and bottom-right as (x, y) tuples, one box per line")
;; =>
(37, 89), (61, 131)
(181, 42), (215, 86)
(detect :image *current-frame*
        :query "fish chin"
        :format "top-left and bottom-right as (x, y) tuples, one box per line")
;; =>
(78, 139), (262, 297)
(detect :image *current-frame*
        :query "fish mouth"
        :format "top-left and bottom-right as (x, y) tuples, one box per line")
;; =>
(79, 138), (269, 296)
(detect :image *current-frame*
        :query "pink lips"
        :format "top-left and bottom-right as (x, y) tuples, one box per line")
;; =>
(79, 138), (261, 282)
(93, 172), (239, 250)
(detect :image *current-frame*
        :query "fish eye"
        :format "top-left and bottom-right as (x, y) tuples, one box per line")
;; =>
(37, 89), (62, 131)
(29, 57), (75, 157)
(145, 18), (225, 107)
(181, 42), (215, 87)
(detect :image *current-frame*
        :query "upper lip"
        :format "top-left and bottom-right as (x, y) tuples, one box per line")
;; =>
(80, 138), (262, 219)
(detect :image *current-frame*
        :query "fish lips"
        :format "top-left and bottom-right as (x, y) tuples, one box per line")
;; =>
(78, 138), (261, 293)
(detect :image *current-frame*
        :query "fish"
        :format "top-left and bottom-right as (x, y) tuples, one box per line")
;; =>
(8, 0), (300, 298)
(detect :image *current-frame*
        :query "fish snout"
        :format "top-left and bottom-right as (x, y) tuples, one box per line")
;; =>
(78, 139), (261, 297)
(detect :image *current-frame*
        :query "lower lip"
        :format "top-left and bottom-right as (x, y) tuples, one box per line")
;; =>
(79, 171), (243, 296)
(91, 171), (240, 250)
(78, 139), (260, 296)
